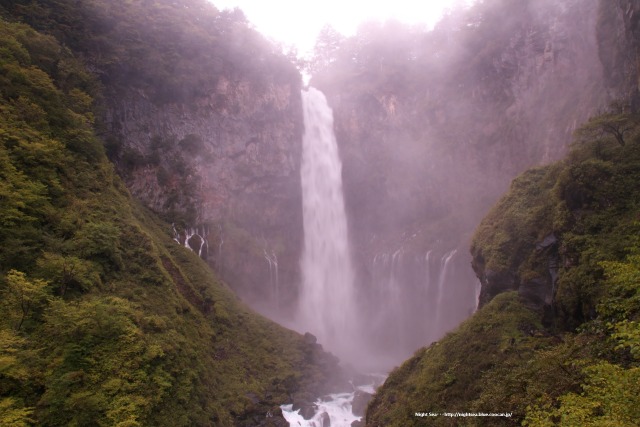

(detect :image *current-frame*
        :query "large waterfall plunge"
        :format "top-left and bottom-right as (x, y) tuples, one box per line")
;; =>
(298, 88), (359, 363)
(296, 88), (480, 370)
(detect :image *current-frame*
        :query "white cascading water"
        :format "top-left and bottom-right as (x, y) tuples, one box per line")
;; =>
(173, 225), (209, 258)
(263, 248), (279, 307)
(433, 248), (458, 337)
(297, 87), (359, 363)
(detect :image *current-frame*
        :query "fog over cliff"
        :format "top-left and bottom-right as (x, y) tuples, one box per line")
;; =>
(104, 0), (633, 369)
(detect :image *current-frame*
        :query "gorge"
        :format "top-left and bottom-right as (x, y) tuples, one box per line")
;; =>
(1, 0), (639, 426)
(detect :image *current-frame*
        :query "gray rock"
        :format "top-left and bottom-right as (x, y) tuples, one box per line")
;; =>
(105, 72), (304, 318)
(320, 411), (331, 427)
(304, 332), (317, 345)
(351, 390), (373, 417)
(536, 233), (557, 250)
(299, 403), (317, 420)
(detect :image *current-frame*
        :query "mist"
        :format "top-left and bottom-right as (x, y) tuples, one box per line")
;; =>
(263, 0), (603, 373)
(4, 0), (638, 425)
(151, 0), (612, 378)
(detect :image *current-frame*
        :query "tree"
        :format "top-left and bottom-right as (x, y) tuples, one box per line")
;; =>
(525, 250), (640, 426)
(524, 362), (640, 426)
(1, 270), (49, 331)
(576, 101), (638, 147)
(309, 25), (344, 74)
(36, 253), (101, 296)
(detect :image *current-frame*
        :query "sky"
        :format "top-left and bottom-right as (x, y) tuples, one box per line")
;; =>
(209, 0), (472, 56)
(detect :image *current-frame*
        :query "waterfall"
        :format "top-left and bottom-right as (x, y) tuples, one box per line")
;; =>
(264, 248), (279, 307)
(172, 225), (208, 259)
(433, 249), (457, 337)
(366, 246), (479, 365)
(295, 87), (479, 370)
(217, 224), (224, 275)
(297, 87), (358, 361)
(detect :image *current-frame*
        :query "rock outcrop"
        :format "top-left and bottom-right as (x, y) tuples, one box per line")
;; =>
(351, 390), (373, 417)
(104, 73), (304, 316)
(597, 0), (640, 103)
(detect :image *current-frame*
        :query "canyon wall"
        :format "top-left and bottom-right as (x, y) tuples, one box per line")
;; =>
(103, 72), (304, 317)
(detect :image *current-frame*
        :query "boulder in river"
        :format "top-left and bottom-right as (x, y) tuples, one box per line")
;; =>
(320, 411), (331, 426)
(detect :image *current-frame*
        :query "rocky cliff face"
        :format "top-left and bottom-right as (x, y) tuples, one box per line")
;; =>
(597, 0), (640, 103)
(104, 73), (304, 317)
(470, 0), (640, 313)
(318, 0), (608, 247)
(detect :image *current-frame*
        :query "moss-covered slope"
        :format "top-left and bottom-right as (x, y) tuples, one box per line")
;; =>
(367, 108), (640, 426)
(0, 19), (339, 427)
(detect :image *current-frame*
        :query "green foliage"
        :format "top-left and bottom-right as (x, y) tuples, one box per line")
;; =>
(35, 252), (102, 296)
(37, 297), (171, 426)
(0, 397), (33, 427)
(575, 101), (639, 147)
(525, 362), (640, 426)
(599, 253), (640, 322)
(6, 0), (298, 103)
(471, 165), (561, 273)
(524, 247), (640, 425)
(612, 320), (640, 359)
(1, 270), (50, 331)
(368, 292), (554, 426)
(471, 106), (640, 323)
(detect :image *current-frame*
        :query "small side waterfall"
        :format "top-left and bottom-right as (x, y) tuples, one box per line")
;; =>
(297, 87), (359, 362)
(172, 225), (209, 259)
(263, 248), (279, 307)
(367, 246), (478, 363)
(433, 249), (458, 335)
(217, 225), (224, 275)
(185, 227), (209, 258)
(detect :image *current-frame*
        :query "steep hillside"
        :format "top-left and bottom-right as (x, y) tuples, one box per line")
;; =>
(3, 0), (306, 318)
(0, 18), (341, 427)
(366, 86), (640, 426)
